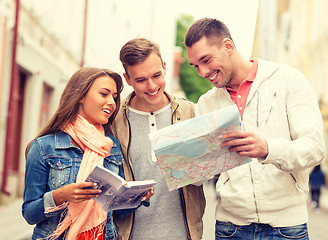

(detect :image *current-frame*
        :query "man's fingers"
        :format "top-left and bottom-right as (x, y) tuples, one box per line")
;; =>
(222, 138), (245, 148)
(223, 131), (246, 140)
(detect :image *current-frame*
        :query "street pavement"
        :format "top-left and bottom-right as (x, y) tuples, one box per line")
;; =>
(0, 197), (33, 240)
(0, 182), (327, 240)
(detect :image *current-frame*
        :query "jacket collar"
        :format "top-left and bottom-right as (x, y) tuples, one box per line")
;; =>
(246, 58), (282, 105)
(54, 131), (117, 150)
(55, 131), (75, 149)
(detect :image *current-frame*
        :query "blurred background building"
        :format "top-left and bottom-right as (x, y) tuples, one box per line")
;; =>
(0, 0), (179, 202)
(0, 0), (327, 204)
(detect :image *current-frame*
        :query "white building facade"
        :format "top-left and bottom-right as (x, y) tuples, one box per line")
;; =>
(0, 0), (179, 201)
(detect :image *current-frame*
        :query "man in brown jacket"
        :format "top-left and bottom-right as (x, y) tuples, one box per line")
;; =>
(110, 38), (205, 240)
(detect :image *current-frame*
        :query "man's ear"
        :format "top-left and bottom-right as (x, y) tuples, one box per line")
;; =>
(223, 38), (234, 55)
(123, 73), (131, 86)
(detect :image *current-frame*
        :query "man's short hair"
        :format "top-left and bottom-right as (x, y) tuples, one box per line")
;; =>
(184, 18), (233, 47)
(119, 38), (163, 77)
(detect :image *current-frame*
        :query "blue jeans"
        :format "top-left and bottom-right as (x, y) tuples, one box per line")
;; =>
(215, 221), (309, 240)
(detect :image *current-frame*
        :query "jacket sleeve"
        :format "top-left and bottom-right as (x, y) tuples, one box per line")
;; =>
(261, 68), (326, 172)
(22, 140), (57, 225)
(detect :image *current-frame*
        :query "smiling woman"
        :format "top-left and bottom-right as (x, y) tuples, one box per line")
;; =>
(21, 67), (143, 240)
(79, 75), (118, 125)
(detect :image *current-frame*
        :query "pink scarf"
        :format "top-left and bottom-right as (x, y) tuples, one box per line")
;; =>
(47, 114), (113, 239)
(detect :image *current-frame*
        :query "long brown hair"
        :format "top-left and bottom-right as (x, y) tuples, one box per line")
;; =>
(26, 67), (123, 154)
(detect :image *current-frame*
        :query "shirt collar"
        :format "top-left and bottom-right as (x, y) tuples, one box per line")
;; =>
(226, 58), (258, 93)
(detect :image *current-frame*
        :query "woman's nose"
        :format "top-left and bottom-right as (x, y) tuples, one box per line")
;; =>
(107, 95), (115, 105)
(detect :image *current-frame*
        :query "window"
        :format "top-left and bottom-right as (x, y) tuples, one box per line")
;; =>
(39, 83), (53, 129)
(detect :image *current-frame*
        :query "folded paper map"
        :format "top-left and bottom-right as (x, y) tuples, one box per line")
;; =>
(149, 105), (251, 191)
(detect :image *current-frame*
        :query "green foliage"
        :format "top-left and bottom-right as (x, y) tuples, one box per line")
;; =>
(175, 14), (213, 103)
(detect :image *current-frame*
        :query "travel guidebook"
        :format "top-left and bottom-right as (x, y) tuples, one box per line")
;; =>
(149, 105), (251, 191)
(85, 166), (156, 211)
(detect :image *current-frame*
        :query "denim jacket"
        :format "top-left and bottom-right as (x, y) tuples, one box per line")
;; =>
(22, 131), (124, 240)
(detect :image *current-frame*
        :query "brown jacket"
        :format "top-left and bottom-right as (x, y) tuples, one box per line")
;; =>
(110, 92), (206, 240)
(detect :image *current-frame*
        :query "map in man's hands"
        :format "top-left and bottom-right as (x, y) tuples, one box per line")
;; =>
(149, 105), (251, 191)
